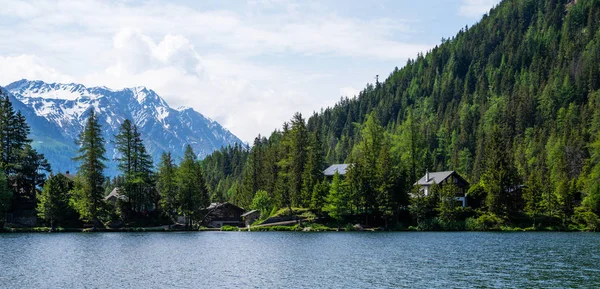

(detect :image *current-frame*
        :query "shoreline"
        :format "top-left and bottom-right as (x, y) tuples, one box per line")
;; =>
(1, 225), (595, 233)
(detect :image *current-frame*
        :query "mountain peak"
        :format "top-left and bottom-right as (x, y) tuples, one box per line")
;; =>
(3, 79), (243, 176)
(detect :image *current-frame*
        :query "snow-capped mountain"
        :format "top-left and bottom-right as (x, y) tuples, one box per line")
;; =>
(3, 79), (243, 176)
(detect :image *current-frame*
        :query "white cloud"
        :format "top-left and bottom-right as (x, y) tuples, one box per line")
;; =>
(0, 0), (436, 142)
(459, 0), (500, 18)
(0, 55), (72, 84)
(78, 30), (322, 142)
(340, 86), (360, 98)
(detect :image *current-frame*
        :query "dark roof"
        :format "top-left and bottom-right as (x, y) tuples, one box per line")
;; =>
(207, 202), (244, 211)
(241, 210), (259, 217)
(414, 171), (467, 186)
(323, 164), (350, 176)
(60, 172), (76, 181)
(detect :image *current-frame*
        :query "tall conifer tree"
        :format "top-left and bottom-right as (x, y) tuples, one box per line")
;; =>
(72, 109), (107, 226)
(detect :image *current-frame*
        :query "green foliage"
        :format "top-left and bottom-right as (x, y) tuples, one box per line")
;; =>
(572, 207), (600, 232)
(176, 145), (210, 229)
(114, 119), (156, 214)
(0, 91), (50, 223)
(71, 110), (107, 226)
(409, 185), (438, 227)
(310, 179), (329, 212)
(249, 224), (302, 231)
(37, 174), (74, 227)
(157, 152), (178, 221)
(220, 225), (239, 231)
(11, 0), (600, 230)
(0, 171), (11, 225)
(323, 172), (350, 225)
(250, 190), (271, 219)
(465, 214), (505, 231)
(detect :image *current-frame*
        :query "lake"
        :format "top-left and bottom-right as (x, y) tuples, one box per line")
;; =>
(0, 232), (599, 288)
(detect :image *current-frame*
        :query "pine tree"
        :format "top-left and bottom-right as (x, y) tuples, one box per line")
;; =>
(37, 174), (73, 229)
(72, 109), (107, 226)
(114, 119), (155, 213)
(13, 144), (51, 199)
(275, 122), (293, 214)
(115, 119), (135, 175)
(301, 130), (326, 208)
(0, 94), (17, 173)
(323, 172), (349, 229)
(349, 113), (385, 216)
(176, 145), (209, 229)
(289, 113), (309, 207)
(481, 125), (519, 218)
(157, 152), (178, 223)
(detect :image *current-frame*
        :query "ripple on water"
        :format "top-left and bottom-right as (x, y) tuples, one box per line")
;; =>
(0, 232), (599, 288)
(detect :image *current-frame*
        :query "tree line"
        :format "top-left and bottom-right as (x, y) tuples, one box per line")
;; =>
(200, 0), (600, 231)
(20, 107), (211, 229)
(3, 0), (600, 231)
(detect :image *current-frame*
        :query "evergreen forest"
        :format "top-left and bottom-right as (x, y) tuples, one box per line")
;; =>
(2, 0), (600, 231)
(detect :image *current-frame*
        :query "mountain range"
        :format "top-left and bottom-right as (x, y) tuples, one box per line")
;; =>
(1, 79), (243, 176)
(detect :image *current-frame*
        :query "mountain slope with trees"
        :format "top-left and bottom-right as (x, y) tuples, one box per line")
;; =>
(3, 0), (600, 231)
(201, 0), (600, 230)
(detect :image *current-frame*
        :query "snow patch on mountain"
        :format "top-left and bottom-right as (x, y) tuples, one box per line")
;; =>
(3, 79), (243, 176)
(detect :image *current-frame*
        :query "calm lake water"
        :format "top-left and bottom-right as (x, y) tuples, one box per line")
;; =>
(0, 232), (599, 288)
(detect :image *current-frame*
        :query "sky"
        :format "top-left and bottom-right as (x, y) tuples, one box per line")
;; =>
(0, 0), (501, 143)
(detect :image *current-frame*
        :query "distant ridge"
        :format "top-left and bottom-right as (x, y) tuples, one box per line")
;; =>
(3, 79), (243, 176)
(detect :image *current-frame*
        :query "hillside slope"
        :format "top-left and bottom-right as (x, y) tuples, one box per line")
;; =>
(203, 0), (600, 224)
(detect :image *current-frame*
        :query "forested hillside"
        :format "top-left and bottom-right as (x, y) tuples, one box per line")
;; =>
(202, 0), (600, 230)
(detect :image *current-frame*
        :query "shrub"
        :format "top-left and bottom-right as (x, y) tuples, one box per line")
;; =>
(220, 225), (239, 231)
(249, 225), (301, 231)
(302, 223), (335, 231)
(343, 223), (356, 231)
(572, 209), (600, 232)
(417, 218), (441, 231)
(465, 214), (504, 231)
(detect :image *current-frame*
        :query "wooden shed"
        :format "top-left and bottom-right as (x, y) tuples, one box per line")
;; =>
(202, 202), (245, 228)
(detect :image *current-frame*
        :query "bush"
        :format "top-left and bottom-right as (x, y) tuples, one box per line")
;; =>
(417, 218), (441, 231)
(343, 223), (356, 231)
(437, 219), (466, 231)
(249, 225), (301, 231)
(573, 209), (600, 232)
(465, 214), (504, 231)
(302, 223), (335, 231)
(220, 225), (240, 231)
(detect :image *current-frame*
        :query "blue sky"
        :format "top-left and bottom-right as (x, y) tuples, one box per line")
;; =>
(0, 0), (500, 142)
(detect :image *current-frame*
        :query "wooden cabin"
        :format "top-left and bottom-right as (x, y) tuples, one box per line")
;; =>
(241, 210), (261, 227)
(414, 170), (470, 207)
(202, 202), (245, 228)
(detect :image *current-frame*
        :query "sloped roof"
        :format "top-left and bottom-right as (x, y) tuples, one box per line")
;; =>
(59, 171), (76, 181)
(104, 187), (128, 202)
(207, 202), (244, 211)
(414, 171), (456, 186)
(241, 209), (259, 217)
(323, 164), (350, 176)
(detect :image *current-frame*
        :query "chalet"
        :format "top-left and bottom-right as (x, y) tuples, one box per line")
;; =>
(104, 188), (129, 204)
(241, 210), (261, 227)
(323, 164), (350, 178)
(414, 170), (469, 207)
(60, 171), (77, 182)
(202, 202), (245, 228)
